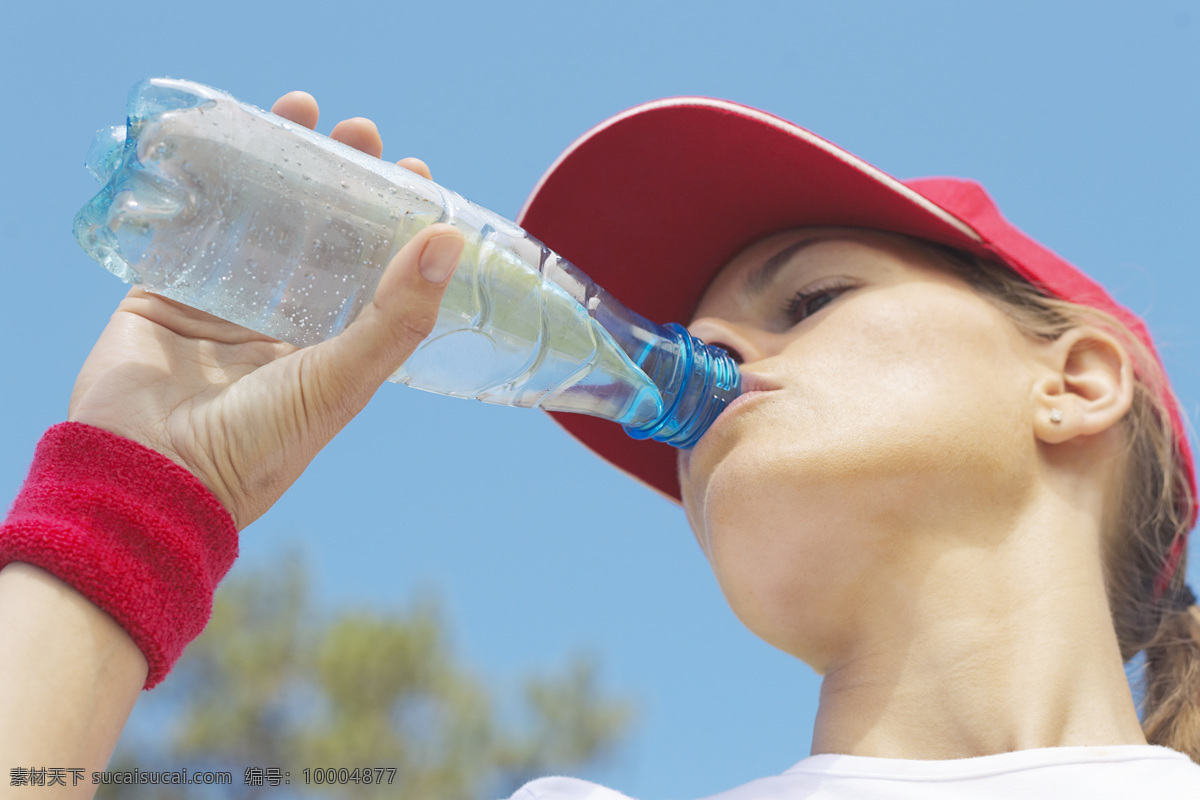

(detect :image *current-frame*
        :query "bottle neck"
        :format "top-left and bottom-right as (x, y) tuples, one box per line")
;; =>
(622, 323), (741, 449)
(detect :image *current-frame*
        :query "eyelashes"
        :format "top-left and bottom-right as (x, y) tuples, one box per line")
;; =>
(782, 279), (856, 325)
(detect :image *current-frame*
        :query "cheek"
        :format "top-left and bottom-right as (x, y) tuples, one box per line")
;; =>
(796, 289), (1036, 478)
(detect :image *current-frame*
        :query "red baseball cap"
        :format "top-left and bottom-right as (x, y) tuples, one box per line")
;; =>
(515, 97), (1196, 546)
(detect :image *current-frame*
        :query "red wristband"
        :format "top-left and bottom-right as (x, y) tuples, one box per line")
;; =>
(0, 422), (239, 688)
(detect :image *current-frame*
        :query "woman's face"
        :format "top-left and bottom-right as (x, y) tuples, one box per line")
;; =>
(678, 228), (1049, 671)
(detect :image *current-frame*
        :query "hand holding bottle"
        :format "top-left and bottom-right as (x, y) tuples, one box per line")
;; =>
(67, 93), (464, 529)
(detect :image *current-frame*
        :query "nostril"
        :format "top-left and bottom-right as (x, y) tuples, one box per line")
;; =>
(688, 318), (748, 365)
(714, 343), (743, 365)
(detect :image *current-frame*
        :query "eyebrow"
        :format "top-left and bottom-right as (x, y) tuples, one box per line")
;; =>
(744, 235), (840, 296)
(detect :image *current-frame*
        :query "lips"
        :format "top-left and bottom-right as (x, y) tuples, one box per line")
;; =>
(679, 372), (781, 477)
(704, 372), (782, 432)
(737, 372), (783, 395)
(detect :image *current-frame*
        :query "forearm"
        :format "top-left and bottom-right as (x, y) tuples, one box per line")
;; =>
(0, 424), (240, 797)
(0, 563), (145, 798)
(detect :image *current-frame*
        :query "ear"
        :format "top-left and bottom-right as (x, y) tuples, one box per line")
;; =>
(1032, 326), (1134, 445)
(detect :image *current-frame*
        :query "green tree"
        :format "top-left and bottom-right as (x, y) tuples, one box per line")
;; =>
(101, 557), (634, 799)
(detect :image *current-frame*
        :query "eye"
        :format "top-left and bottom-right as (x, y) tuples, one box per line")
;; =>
(782, 280), (855, 325)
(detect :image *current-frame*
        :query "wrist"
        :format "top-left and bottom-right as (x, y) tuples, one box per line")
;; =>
(0, 422), (239, 688)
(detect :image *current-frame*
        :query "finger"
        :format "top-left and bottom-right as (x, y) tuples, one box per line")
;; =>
(314, 224), (463, 395)
(397, 157), (432, 181)
(271, 91), (319, 129)
(117, 289), (286, 348)
(329, 117), (383, 159)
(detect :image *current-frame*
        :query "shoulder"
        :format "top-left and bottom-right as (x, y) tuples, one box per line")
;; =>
(765, 745), (1200, 797)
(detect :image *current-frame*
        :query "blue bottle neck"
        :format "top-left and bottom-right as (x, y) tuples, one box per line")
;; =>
(622, 323), (741, 449)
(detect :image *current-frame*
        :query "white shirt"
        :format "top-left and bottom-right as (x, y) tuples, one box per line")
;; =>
(511, 745), (1200, 799)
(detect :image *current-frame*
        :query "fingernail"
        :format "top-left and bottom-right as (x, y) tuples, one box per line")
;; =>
(419, 233), (462, 284)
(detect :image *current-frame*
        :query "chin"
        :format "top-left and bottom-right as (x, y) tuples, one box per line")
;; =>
(693, 445), (875, 668)
(715, 548), (844, 674)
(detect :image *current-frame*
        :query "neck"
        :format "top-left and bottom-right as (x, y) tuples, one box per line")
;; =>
(810, 505), (1146, 759)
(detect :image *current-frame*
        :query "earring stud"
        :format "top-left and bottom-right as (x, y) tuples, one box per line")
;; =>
(1049, 409), (1064, 424)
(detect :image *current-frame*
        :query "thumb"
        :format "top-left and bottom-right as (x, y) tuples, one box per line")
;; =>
(314, 223), (464, 400)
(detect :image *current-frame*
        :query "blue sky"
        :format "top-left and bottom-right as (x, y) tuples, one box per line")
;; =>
(1, 2), (1197, 797)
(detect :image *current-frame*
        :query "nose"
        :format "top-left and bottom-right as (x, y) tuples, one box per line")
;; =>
(687, 317), (768, 366)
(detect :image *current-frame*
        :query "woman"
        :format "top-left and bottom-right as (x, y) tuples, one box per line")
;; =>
(1, 92), (1198, 797)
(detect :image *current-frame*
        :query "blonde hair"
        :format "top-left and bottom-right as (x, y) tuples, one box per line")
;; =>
(933, 245), (1200, 760)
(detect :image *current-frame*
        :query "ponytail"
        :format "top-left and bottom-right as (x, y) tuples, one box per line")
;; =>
(1143, 589), (1200, 759)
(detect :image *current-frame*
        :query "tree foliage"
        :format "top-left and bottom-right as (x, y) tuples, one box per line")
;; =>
(101, 558), (634, 799)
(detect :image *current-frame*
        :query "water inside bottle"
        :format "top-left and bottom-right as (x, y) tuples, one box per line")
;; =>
(74, 81), (665, 428)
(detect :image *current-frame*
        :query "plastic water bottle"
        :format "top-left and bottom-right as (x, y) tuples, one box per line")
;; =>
(74, 78), (740, 448)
